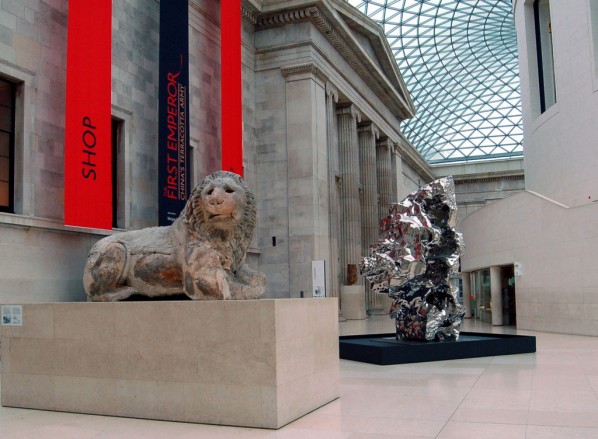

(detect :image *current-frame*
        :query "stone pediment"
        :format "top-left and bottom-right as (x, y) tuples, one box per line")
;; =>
(333, 1), (412, 103)
(248, 0), (416, 121)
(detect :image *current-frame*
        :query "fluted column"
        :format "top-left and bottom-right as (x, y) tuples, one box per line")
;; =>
(358, 122), (379, 313)
(337, 104), (362, 285)
(326, 82), (341, 299)
(376, 137), (393, 221)
(370, 135), (395, 314)
(394, 139), (408, 201)
(358, 122), (379, 257)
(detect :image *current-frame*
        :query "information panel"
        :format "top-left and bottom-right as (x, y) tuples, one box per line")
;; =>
(312, 260), (327, 298)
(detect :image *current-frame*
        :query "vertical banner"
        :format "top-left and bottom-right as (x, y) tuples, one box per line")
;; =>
(64, 0), (112, 229)
(159, 0), (190, 226)
(221, 1), (243, 176)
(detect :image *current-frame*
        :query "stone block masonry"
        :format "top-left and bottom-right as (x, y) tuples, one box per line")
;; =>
(1, 298), (340, 429)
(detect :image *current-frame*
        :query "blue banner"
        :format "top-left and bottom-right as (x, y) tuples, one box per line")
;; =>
(158, 0), (190, 226)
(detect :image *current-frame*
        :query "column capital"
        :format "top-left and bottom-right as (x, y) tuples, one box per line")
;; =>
(358, 122), (379, 139)
(336, 104), (361, 123)
(280, 62), (327, 84)
(376, 136), (392, 149)
(392, 141), (402, 155)
(325, 82), (339, 103)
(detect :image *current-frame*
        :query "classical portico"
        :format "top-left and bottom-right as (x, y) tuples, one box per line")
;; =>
(246, 0), (432, 310)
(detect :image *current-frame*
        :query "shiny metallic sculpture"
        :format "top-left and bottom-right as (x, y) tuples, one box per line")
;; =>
(360, 177), (465, 341)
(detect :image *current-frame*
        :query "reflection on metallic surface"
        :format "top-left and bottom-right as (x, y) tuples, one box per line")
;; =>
(360, 177), (465, 341)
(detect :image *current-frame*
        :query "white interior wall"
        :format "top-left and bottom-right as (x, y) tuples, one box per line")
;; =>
(516, 0), (598, 207)
(460, 0), (598, 335)
(461, 191), (598, 335)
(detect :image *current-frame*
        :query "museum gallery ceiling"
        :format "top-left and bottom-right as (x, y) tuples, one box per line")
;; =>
(347, 0), (523, 164)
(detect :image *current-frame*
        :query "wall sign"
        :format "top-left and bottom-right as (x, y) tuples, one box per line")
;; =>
(514, 262), (523, 276)
(64, 0), (112, 229)
(159, 0), (190, 226)
(1, 305), (22, 326)
(312, 260), (326, 298)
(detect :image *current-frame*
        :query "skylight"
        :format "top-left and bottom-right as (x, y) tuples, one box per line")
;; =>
(347, 0), (523, 163)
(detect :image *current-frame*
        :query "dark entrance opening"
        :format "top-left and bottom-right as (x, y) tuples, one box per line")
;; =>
(501, 265), (517, 326)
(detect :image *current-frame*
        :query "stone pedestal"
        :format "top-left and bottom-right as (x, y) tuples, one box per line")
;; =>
(1, 299), (339, 429)
(340, 285), (366, 320)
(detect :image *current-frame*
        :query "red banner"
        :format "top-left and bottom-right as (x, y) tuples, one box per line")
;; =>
(221, 1), (243, 176)
(64, 0), (112, 229)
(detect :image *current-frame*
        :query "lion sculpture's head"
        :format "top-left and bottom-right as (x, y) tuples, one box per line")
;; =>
(179, 171), (256, 272)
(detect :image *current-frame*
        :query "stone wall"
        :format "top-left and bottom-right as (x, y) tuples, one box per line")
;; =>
(1, 0), (68, 221)
(461, 191), (598, 336)
(459, 1), (598, 335)
(189, 0), (221, 183)
(0, 0), (433, 304)
(112, 0), (160, 229)
(513, 0), (598, 208)
(453, 175), (525, 224)
(0, 0), (106, 302)
(433, 158), (526, 225)
(0, 1), (222, 303)
(248, 1), (433, 301)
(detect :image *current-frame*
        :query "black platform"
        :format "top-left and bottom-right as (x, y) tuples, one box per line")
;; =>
(339, 332), (536, 365)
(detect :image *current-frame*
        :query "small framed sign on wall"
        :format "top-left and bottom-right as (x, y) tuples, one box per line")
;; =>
(1, 305), (22, 326)
(312, 260), (326, 298)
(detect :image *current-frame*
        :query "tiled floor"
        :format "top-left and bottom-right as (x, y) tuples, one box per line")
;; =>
(2, 316), (598, 438)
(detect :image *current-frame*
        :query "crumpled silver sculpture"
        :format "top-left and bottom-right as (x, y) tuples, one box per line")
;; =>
(360, 177), (465, 341)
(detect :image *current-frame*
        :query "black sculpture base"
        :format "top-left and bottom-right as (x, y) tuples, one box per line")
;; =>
(339, 332), (536, 365)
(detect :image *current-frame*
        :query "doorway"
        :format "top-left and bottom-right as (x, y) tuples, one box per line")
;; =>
(501, 265), (517, 326)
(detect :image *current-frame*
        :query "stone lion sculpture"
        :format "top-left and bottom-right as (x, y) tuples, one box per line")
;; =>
(84, 171), (266, 301)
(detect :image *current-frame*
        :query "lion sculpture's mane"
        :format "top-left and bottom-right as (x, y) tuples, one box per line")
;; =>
(179, 171), (255, 273)
(83, 171), (266, 301)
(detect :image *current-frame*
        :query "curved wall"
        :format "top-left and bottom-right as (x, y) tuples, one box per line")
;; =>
(461, 191), (598, 335)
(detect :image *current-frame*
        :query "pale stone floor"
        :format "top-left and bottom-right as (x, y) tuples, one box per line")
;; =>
(3, 315), (598, 438)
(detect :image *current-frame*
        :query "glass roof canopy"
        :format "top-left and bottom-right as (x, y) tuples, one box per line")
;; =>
(346, 0), (523, 164)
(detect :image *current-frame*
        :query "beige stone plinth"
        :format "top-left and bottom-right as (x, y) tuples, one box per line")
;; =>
(0, 299), (339, 429)
(340, 285), (367, 319)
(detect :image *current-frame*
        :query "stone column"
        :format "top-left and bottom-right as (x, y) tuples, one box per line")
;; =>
(391, 142), (403, 201)
(281, 63), (330, 298)
(358, 122), (379, 256)
(394, 139), (411, 201)
(337, 104), (362, 285)
(372, 136), (395, 313)
(358, 122), (380, 314)
(376, 136), (393, 220)
(490, 266), (503, 325)
(325, 82), (341, 301)
(462, 272), (472, 318)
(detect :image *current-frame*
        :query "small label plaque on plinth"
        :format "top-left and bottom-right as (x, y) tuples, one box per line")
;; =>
(1, 305), (22, 326)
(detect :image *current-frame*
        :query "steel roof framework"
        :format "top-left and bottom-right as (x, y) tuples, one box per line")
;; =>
(347, 0), (523, 163)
